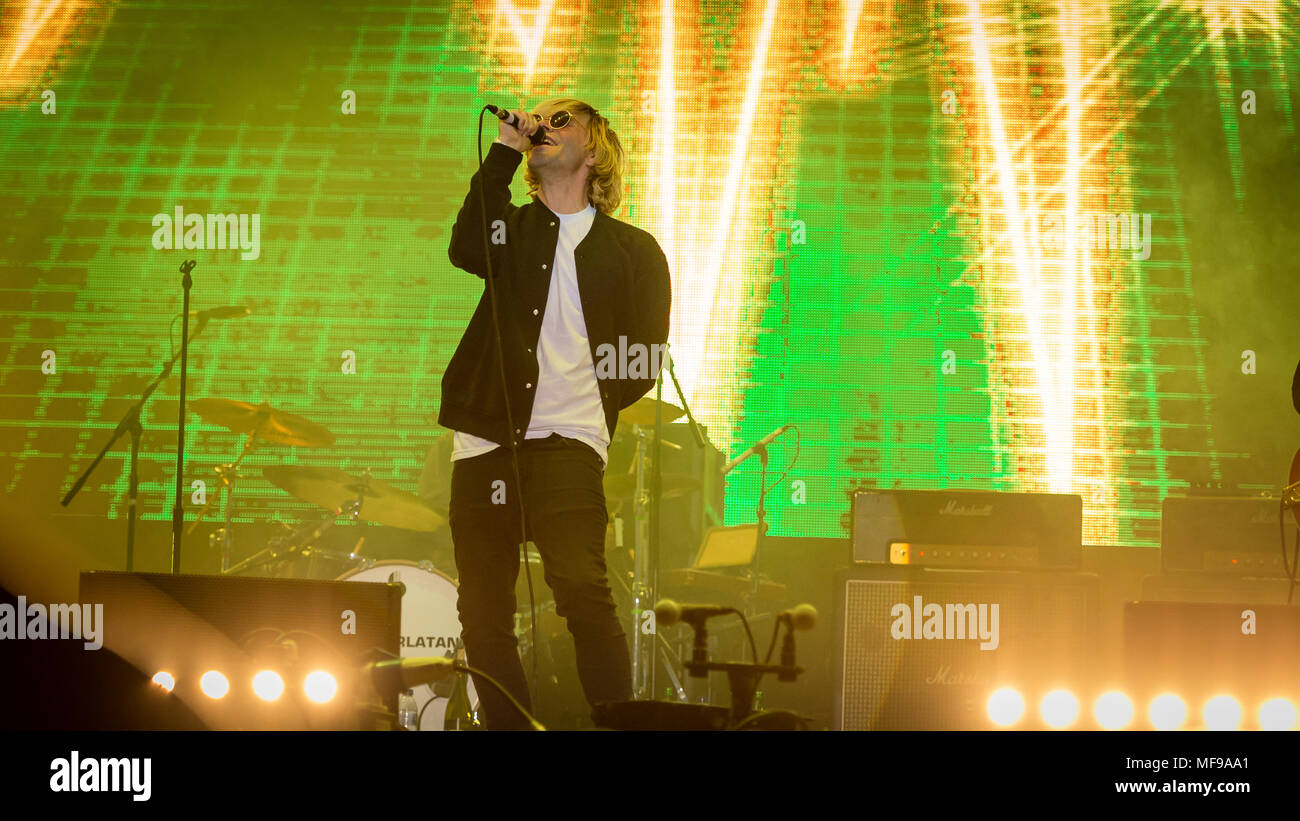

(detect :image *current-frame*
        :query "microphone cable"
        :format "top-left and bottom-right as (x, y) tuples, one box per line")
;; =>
(473, 105), (540, 714)
(1279, 498), (1298, 605)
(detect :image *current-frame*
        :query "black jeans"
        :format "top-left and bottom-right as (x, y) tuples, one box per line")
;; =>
(449, 433), (631, 729)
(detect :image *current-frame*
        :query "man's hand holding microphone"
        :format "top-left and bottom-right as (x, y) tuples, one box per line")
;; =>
(493, 106), (541, 153)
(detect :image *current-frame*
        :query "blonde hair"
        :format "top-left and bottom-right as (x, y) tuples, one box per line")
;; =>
(524, 98), (625, 215)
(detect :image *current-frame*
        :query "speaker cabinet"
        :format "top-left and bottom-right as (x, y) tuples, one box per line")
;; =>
(1124, 601), (1300, 709)
(79, 571), (401, 728)
(834, 566), (1099, 730)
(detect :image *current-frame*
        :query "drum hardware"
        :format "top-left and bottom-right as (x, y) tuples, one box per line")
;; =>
(185, 397), (338, 571)
(188, 442), (253, 573)
(612, 347), (711, 702)
(339, 561), (478, 730)
(603, 471), (699, 505)
(607, 558), (689, 703)
(223, 496), (366, 577)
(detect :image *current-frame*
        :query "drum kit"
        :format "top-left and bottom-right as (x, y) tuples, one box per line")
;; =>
(187, 393), (700, 729)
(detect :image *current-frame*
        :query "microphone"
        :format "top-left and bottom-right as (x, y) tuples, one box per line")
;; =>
(723, 424), (793, 475)
(653, 599), (733, 627)
(777, 603), (818, 631)
(365, 657), (458, 695)
(777, 604), (816, 683)
(486, 105), (547, 146)
(184, 306), (252, 321)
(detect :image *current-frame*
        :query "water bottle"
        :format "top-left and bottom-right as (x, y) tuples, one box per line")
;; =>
(398, 689), (418, 730)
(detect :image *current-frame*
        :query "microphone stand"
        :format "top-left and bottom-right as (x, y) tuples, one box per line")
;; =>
(171, 260), (197, 574)
(61, 260), (205, 573)
(721, 425), (788, 665)
(648, 345), (706, 699)
(680, 615), (802, 724)
(752, 444), (769, 642)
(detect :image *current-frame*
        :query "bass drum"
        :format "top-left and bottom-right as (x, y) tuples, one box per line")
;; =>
(338, 561), (477, 730)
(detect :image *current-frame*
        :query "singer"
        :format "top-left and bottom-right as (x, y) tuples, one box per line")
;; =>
(439, 99), (672, 729)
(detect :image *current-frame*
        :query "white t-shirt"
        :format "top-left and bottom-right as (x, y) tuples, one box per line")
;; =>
(451, 202), (609, 463)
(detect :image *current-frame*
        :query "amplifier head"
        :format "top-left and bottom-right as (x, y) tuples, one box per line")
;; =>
(1161, 496), (1293, 576)
(850, 489), (1082, 569)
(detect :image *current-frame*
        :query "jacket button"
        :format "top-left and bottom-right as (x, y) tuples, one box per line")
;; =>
(526, 347), (533, 353)
(542, 263), (547, 270)
(515, 428), (521, 434)
(525, 383), (532, 389)
(550, 221), (556, 227)
(533, 308), (539, 316)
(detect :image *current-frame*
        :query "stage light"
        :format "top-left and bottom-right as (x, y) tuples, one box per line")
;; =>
(303, 671), (337, 704)
(1092, 691), (1135, 730)
(200, 670), (230, 700)
(1202, 695), (1243, 731)
(151, 671), (175, 693)
(1148, 693), (1186, 730)
(987, 687), (1025, 727)
(1039, 689), (1080, 729)
(1257, 698), (1297, 731)
(252, 670), (285, 702)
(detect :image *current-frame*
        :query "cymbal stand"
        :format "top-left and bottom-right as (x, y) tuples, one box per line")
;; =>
(629, 424), (653, 700)
(223, 495), (363, 576)
(216, 433), (257, 572)
(609, 558), (688, 702)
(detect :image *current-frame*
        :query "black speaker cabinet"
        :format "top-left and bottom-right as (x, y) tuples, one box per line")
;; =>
(79, 571), (401, 729)
(834, 565), (1099, 730)
(1125, 601), (1300, 705)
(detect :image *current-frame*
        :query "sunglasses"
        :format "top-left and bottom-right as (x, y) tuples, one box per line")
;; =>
(531, 109), (584, 130)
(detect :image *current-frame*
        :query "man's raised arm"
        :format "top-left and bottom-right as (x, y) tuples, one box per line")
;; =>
(447, 141), (524, 277)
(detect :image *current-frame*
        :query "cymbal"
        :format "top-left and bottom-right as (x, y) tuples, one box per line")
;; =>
(262, 465), (444, 532)
(619, 397), (685, 427)
(191, 398), (336, 448)
(603, 472), (700, 502)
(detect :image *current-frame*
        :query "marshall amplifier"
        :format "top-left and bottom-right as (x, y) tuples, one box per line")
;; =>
(834, 565), (1099, 730)
(850, 489), (1082, 569)
(1161, 495), (1293, 576)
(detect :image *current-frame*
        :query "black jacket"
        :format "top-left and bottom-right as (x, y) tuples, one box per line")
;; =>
(439, 141), (672, 447)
